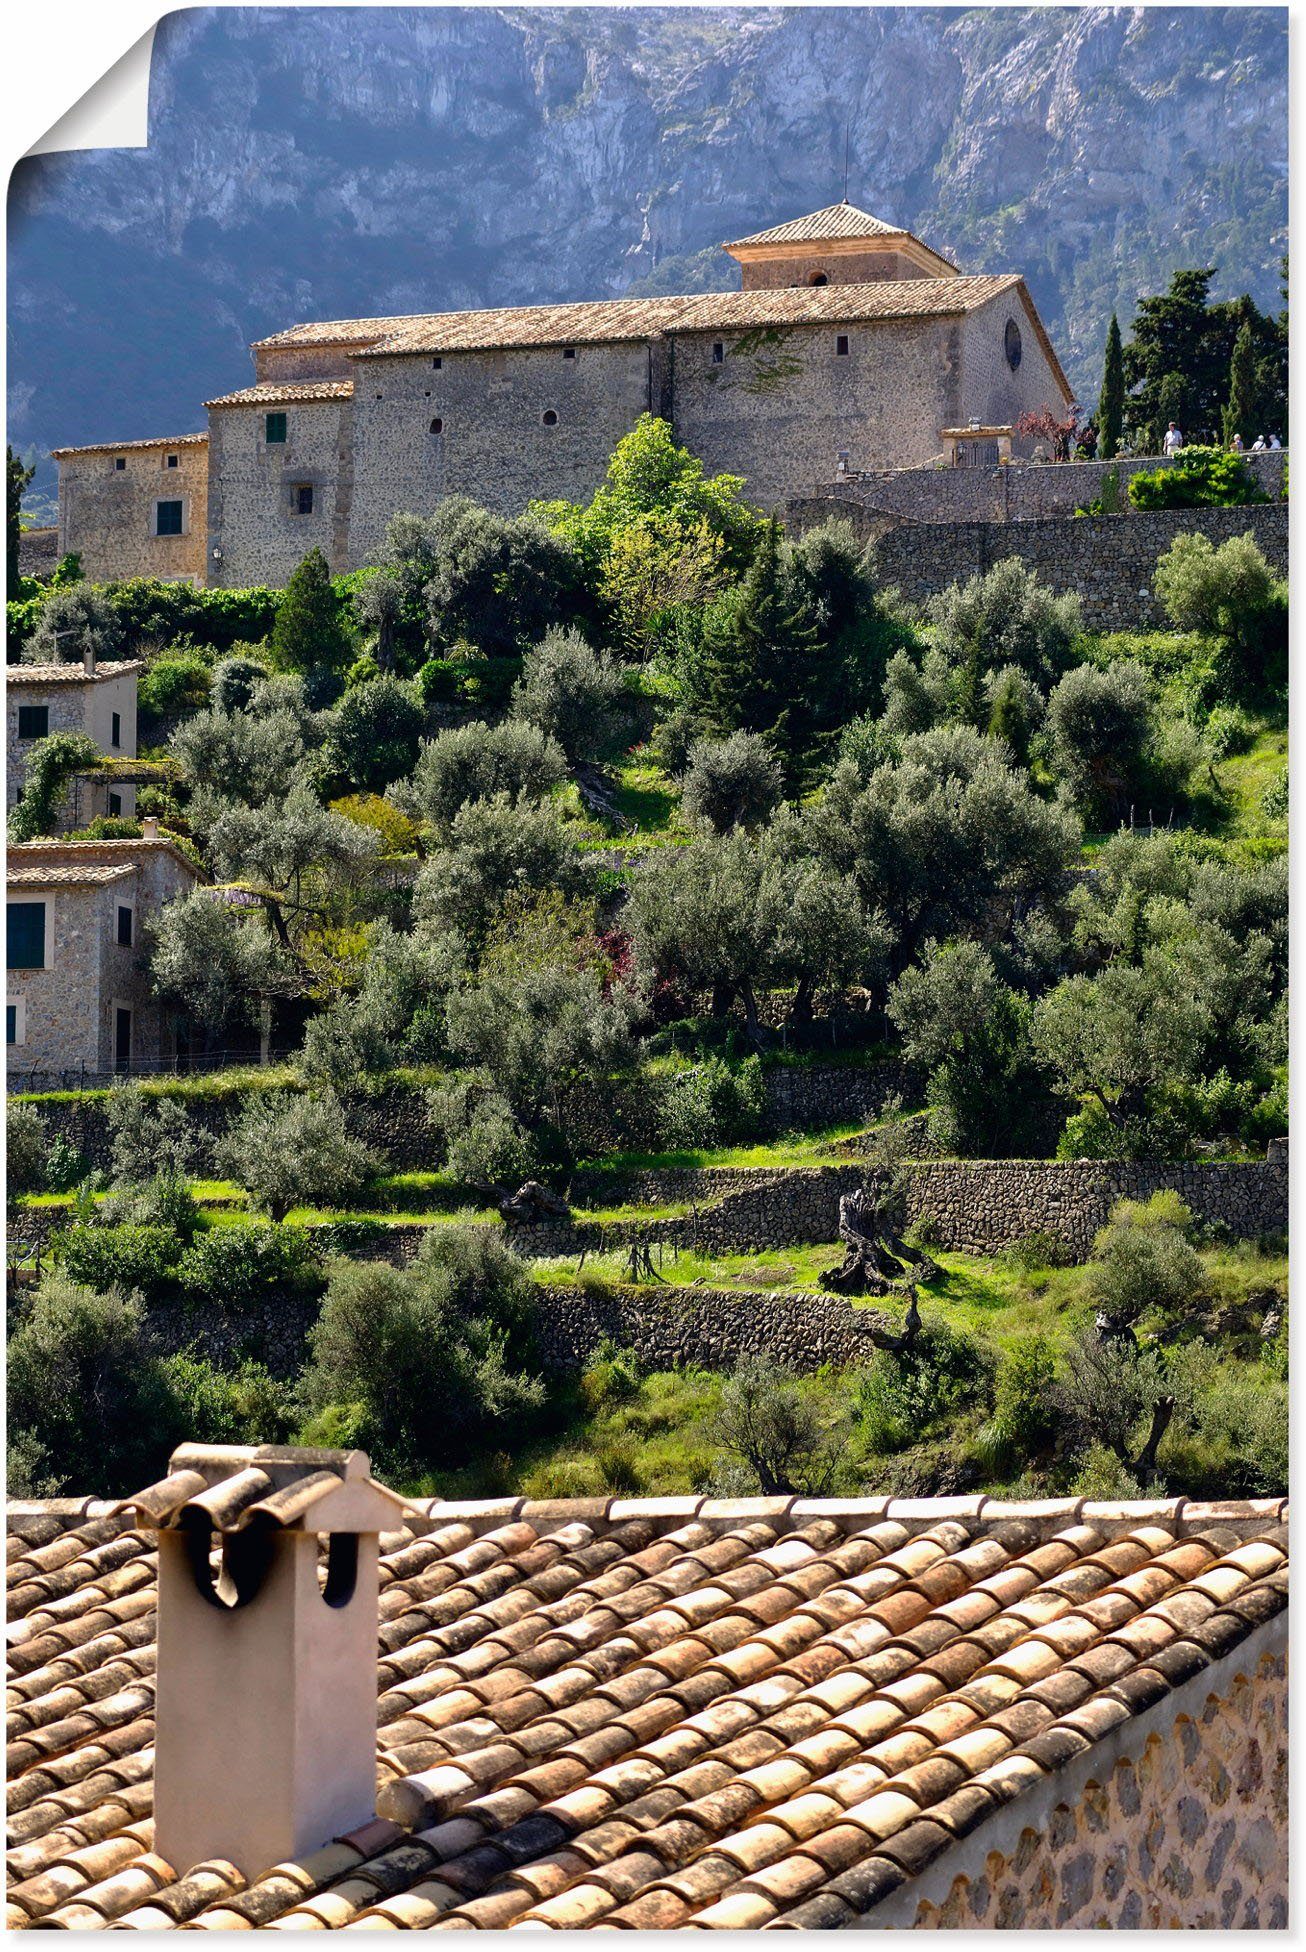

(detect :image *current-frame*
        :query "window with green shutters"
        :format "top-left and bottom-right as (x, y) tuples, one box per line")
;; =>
(7, 902), (46, 971)
(265, 412), (288, 443)
(155, 500), (184, 536)
(16, 705), (49, 740)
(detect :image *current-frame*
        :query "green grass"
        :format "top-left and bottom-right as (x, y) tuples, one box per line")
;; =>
(575, 1122), (878, 1177)
(607, 758), (687, 837)
(1210, 721), (1287, 844)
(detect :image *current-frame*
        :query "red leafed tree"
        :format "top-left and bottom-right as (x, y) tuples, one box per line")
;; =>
(1015, 403), (1083, 462)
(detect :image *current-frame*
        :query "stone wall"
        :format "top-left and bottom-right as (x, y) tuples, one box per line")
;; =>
(57, 440), (208, 585)
(207, 396), (352, 587)
(528, 1281), (891, 1375)
(804, 504), (1289, 631)
(903, 1646), (1287, 1930)
(796, 448), (1287, 528)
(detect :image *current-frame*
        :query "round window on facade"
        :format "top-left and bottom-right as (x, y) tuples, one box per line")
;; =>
(1004, 318), (1022, 371)
(429, 417), (444, 435)
(542, 409), (558, 426)
(809, 271), (829, 286)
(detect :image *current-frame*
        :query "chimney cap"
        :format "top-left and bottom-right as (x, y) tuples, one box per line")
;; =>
(114, 1444), (411, 1536)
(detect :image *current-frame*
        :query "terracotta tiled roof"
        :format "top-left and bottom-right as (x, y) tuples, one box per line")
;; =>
(6, 864), (137, 888)
(354, 294), (706, 358)
(661, 275), (1021, 335)
(49, 435), (206, 460)
(725, 203), (910, 247)
(8, 661), (142, 686)
(6, 838), (202, 882)
(252, 315), (439, 351)
(204, 381), (356, 410)
(4, 1493), (1287, 1930)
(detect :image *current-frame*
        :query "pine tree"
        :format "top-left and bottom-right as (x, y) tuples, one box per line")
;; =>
(1098, 314), (1124, 460)
(1222, 319), (1259, 446)
(269, 547), (350, 673)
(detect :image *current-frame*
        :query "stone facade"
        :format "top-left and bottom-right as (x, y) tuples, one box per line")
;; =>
(54, 204), (1076, 586)
(5, 660), (139, 821)
(896, 1641), (1287, 1930)
(785, 502), (1290, 632)
(6, 836), (200, 1079)
(52, 436), (208, 585)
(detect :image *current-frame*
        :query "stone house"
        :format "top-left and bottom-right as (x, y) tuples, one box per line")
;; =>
(3, 1474), (1288, 1929)
(5, 826), (200, 1081)
(53, 203), (1074, 587)
(49, 433), (208, 586)
(6, 655), (141, 825)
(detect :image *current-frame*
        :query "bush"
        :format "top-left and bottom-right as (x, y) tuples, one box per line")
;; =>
(400, 719), (567, 831)
(45, 1135), (89, 1194)
(55, 1222), (187, 1303)
(1153, 530), (1287, 693)
(854, 1321), (992, 1454)
(712, 1355), (844, 1496)
(1046, 660), (1155, 826)
(579, 1338), (643, 1411)
(7, 1275), (184, 1496)
(1128, 446), (1266, 509)
(427, 1080), (541, 1191)
(301, 1226), (545, 1477)
(680, 731), (783, 833)
(927, 556), (1081, 690)
(24, 582), (123, 663)
(211, 652), (270, 712)
(656, 1055), (765, 1150)
(216, 1092), (380, 1222)
(330, 676), (426, 791)
(1085, 1191), (1205, 1331)
(976, 1336), (1060, 1474)
(160, 1354), (297, 1448)
(997, 1230), (1071, 1274)
(104, 1081), (206, 1186)
(7, 1102), (49, 1194)
(176, 1223), (324, 1315)
(510, 627), (630, 765)
(138, 650), (211, 721)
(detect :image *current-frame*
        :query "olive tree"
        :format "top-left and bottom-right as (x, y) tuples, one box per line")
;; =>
(215, 1091), (380, 1221)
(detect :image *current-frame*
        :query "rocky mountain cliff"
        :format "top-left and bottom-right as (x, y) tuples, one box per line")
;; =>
(9, 6), (1287, 514)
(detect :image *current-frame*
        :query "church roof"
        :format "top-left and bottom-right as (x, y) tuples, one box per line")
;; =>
(4, 1492), (1287, 1930)
(205, 380), (355, 410)
(725, 202), (911, 248)
(662, 275), (1021, 333)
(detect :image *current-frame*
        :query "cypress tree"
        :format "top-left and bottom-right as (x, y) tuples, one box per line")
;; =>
(1222, 318), (1259, 447)
(694, 518), (821, 788)
(1098, 314), (1124, 460)
(269, 547), (350, 673)
(7, 445), (35, 596)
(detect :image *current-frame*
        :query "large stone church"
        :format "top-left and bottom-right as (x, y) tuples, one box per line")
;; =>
(52, 203), (1072, 589)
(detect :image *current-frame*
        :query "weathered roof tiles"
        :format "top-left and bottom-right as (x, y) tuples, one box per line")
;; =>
(5, 1494), (1287, 1930)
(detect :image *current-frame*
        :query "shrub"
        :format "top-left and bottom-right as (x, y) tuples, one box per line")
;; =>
(400, 719), (567, 831)
(854, 1321), (991, 1454)
(656, 1055), (765, 1150)
(9, 732), (102, 842)
(427, 1081), (541, 1191)
(998, 1230), (1071, 1274)
(7, 1102), (49, 1194)
(329, 792), (419, 855)
(97, 1175), (204, 1243)
(1153, 530), (1287, 693)
(1128, 446), (1266, 509)
(24, 582), (123, 663)
(983, 1336), (1060, 1468)
(311, 1218), (387, 1257)
(680, 731), (783, 833)
(216, 1092), (380, 1222)
(927, 556), (1080, 689)
(44, 1135), (89, 1195)
(329, 676), (426, 791)
(104, 1081), (206, 1186)
(160, 1354), (297, 1448)
(301, 1226), (545, 1477)
(1085, 1191), (1205, 1331)
(1046, 660), (1155, 826)
(55, 1222), (187, 1303)
(138, 650), (211, 721)
(1260, 767), (1288, 820)
(579, 1338), (643, 1411)
(7, 1274), (184, 1495)
(713, 1356), (844, 1496)
(176, 1223), (324, 1315)
(211, 652), (270, 712)
(510, 627), (630, 765)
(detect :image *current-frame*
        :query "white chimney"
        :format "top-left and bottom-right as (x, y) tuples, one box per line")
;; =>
(118, 1445), (408, 1880)
(83, 647), (97, 676)
(141, 816), (159, 840)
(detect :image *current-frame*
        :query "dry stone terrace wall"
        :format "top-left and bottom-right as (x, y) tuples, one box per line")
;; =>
(528, 1281), (893, 1375)
(784, 500), (1288, 631)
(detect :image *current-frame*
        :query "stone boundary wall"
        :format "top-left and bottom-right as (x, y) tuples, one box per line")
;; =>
(528, 1282), (890, 1375)
(794, 449), (1287, 529)
(784, 502), (1289, 631)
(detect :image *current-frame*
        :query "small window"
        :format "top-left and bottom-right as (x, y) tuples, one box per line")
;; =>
(111, 710), (122, 747)
(429, 416), (444, 436)
(113, 456), (126, 471)
(542, 410), (558, 427)
(108, 791), (123, 817)
(836, 334), (850, 356)
(562, 346), (576, 360)
(294, 484), (314, 515)
(165, 453), (179, 469)
(115, 1006), (132, 1073)
(17, 705), (49, 741)
(809, 272), (829, 287)
(7, 902), (46, 972)
(1005, 318), (1023, 371)
(155, 500), (184, 537)
(265, 411), (287, 443)
(712, 342), (724, 364)
(432, 357), (442, 369)
(117, 904), (134, 948)
(6, 1003), (17, 1046)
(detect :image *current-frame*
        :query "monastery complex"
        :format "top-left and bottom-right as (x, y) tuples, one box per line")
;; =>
(51, 204), (1072, 589)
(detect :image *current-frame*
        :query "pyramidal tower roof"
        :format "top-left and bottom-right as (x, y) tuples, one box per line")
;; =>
(724, 201), (911, 248)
